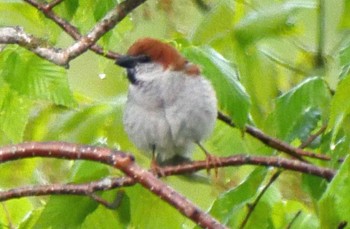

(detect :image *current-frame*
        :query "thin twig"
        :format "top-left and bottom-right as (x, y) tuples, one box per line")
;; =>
(88, 190), (125, 209)
(239, 170), (282, 229)
(260, 49), (308, 75)
(286, 210), (302, 229)
(299, 124), (327, 149)
(217, 111), (332, 161)
(193, 0), (211, 11)
(45, 0), (64, 10)
(316, 0), (325, 68)
(0, 177), (134, 202)
(238, 122), (327, 227)
(338, 221), (348, 229)
(1, 202), (14, 229)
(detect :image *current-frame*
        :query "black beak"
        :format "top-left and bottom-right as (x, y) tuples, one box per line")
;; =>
(116, 55), (150, 85)
(115, 55), (150, 69)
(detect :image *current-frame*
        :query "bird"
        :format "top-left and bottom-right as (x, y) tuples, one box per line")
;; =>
(116, 37), (217, 168)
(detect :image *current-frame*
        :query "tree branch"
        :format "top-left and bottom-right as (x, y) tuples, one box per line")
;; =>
(22, 0), (146, 61)
(0, 0), (146, 66)
(0, 27), (68, 66)
(0, 177), (134, 202)
(0, 142), (226, 229)
(0, 146), (335, 204)
(159, 155), (335, 181)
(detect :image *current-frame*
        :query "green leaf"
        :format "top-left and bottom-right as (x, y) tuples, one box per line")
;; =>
(191, 0), (235, 44)
(209, 167), (267, 225)
(97, 16), (134, 52)
(318, 156), (350, 228)
(82, 197), (130, 229)
(0, 48), (76, 107)
(339, 41), (350, 66)
(19, 208), (43, 229)
(183, 46), (251, 129)
(0, 84), (32, 142)
(93, 0), (115, 21)
(55, 0), (79, 21)
(302, 174), (328, 201)
(329, 74), (350, 145)
(39, 103), (125, 145)
(274, 77), (331, 141)
(236, 185), (281, 229)
(32, 196), (98, 229)
(285, 107), (321, 143)
(0, 2), (44, 30)
(127, 184), (186, 228)
(271, 200), (318, 228)
(30, 159), (111, 228)
(0, 198), (33, 228)
(64, 0), (79, 20)
(70, 161), (110, 183)
(234, 3), (307, 45)
(339, 0), (350, 29)
(82, 189), (130, 229)
(0, 157), (39, 188)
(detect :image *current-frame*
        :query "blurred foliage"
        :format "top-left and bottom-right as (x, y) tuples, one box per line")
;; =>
(1, 0), (350, 228)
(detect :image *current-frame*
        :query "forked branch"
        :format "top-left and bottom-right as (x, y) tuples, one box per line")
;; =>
(0, 142), (226, 229)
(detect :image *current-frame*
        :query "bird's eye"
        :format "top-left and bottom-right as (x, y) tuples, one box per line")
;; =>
(136, 55), (151, 63)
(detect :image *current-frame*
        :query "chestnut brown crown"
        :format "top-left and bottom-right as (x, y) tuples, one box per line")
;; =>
(126, 38), (200, 75)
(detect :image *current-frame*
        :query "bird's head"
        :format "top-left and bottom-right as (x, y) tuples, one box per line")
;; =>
(116, 38), (200, 84)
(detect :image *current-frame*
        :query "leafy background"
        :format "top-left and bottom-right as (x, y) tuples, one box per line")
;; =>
(0, 0), (350, 228)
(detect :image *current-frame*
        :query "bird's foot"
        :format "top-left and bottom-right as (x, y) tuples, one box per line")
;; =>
(150, 159), (166, 177)
(205, 153), (221, 177)
(197, 142), (221, 176)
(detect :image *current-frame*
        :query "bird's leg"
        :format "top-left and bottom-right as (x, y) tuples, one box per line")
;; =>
(197, 142), (220, 176)
(150, 144), (157, 168)
(150, 144), (165, 177)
